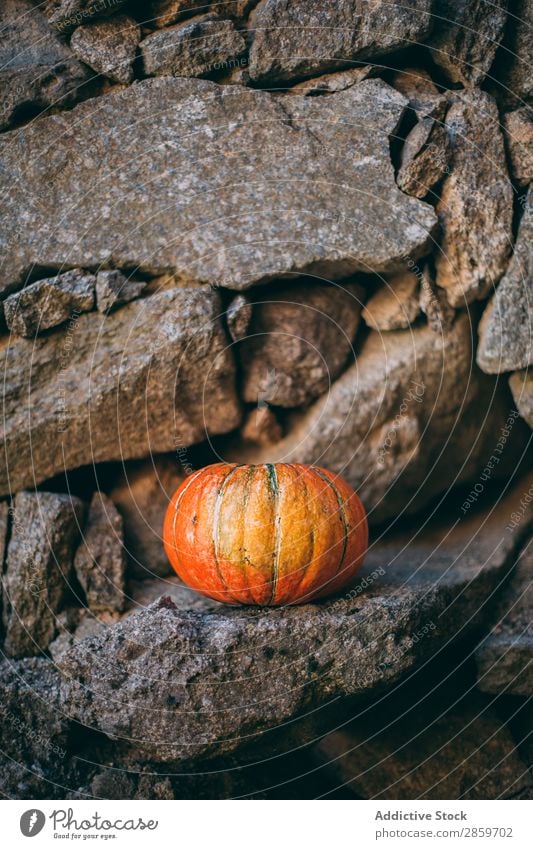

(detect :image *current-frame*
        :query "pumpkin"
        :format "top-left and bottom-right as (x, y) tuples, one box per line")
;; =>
(163, 462), (367, 606)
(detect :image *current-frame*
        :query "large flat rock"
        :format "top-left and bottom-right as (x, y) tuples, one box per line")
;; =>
(0, 77), (437, 295)
(58, 475), (533, 766)
(0, 287), (240, 495)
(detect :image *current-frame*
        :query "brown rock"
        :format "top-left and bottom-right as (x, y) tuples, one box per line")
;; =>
(241, 406), (283, 447)
(74, 492), (126, 613)
(397, 117), (451, 199)
(143, 0), (210, 30)
(226, 294), (252, 342)
(110, 456), (185, 578)
(3, 269), (95, 338)
(477, 189), (532, 373)
(46, 0), (128, 33)
(141, 14), (246, 78)
(476, 539), (533, 695)
(0, 287), (240, 496)
(362, 272), (420, 330)
(95, 269), (146, 312)
(490, 0), (533, 110)
(509, 370), (533, 428)
(504, 108), (533, 187)
(0, 77), (437, 295)
(239, 281), (363, 408)
(239, 314), (525, 524)
(435, 89), (514, 307)
(2, 492), (84, 658)
(0, 0), (89, 132)
(70, 15), (141, 84)
(289, 66), (374, 96)
(429, 0), (509, 87)
(315, 697), (532, 799)
(390, 67), (447, 120)
(419, 266), (455, 332)
(248, 0), (434, 84)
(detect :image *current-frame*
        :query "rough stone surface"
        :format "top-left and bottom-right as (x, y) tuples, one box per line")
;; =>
(476, 538), (533, 696)
(239, 314), (523, 524)
(435, 89), (514, 307)
(362, 272), (420, 330)
(110, 456), (185, 578)
(504, 108), (533, 187)
(0, 0), (89, 131)
(141, 14), (246, 78)
(3, 269), (95, 337)
(70, 15), (141, 84)
(419, 266), (456, 332)
(477, 190), (532, 374)
(429, 0), (509, 87)
(226, 294), (252, 342)
(390, 67), (447, 120)
(241, 406), (283, 447)
(74, 492), (126, 613)
(0, 288), (240, 496)
(58, 479), (533, 765)
(0, 77), (437, 296)
(289, 66), (375, 96)
(239, 281), (363, 408)
(0, 658), (71, 799)
(2, 492), (84, 658)
(46, 0), (128, 33)
(510, 370), (533, 429)
(397, 117), (451, 199)
(491, 0), (533, 110)
(144, 0), (211, 29)
(248, 0), (434, 84)
(95, 269), (146, 312)
(315, 696), (532, 799)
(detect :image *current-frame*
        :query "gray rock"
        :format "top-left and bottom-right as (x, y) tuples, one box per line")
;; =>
(0, 502), (8, 612)
(3, 269), (95, 338)
(0, 287), (240, 496)
(0, 77), (437, 295)
(58, 477), (533, 765)
(70, 15), (141, 84)
(477, 189), (532, 373)
(429, 0), (509, 87)
(239, 281), (363, 408)
(315, 696), (532, 799)
(95, 269), (146, 312)
(390, 67), (447, 120)
(110, 455), (185, 578)
(143, 0), (210, 29)
(397, 116), (451, 199)
(0, 0), (89, 132)
(46, 0), (128, 33)
(2, 492), (84, 658)
(289, 66), (375, 96)
(435, 89), (514, 307)
(362, 272), (420, 330)
(490, 0), (533, 110)
(226, 294), (252, 342)
(419, 265), (455, 333)
(248, 0), (434, 84)
(238, 313), (523, 524)
(141, 14), (246, 78)
(504, 108), (533, 187)
(0, 657), (70, 798)
(510, 370), (533, 428)
(476, 538), (533, 696)
(74, 492), (126, 613)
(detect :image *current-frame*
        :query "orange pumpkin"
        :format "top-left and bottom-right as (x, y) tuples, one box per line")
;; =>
(163, 462), (367, 606)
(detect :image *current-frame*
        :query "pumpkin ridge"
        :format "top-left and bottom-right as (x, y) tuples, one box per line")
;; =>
(311, 466), (349, 582)
(266, 463), (281, 604)
(171, 467), (206, 555)
(213, 464), (244, 603)
(241, 465), (259, 603)
(290, 467), (315, 605)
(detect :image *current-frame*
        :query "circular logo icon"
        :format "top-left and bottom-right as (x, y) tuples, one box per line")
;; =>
(20, 810), (46, 837)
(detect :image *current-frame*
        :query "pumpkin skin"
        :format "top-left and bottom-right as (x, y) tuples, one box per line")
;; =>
(163, 463), (368, 606)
